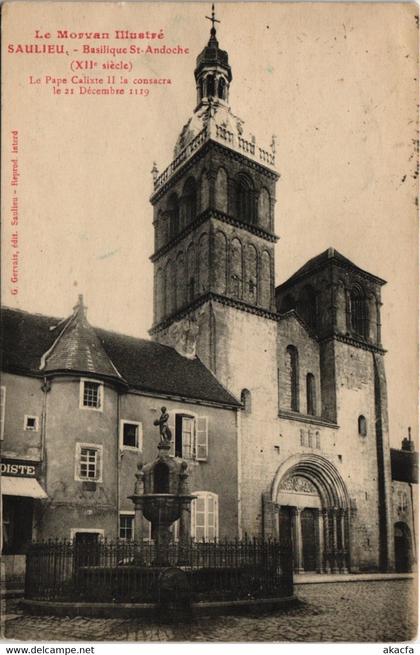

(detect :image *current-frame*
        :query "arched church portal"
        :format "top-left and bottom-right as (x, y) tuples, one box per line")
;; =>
(271, 455), (351, 574)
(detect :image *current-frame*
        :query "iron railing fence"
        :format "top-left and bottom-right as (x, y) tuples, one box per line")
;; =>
(25, 538), (293, 603)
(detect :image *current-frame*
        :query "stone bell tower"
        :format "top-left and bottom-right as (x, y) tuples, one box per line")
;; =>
(149, 6), (281, 535)
(149, 10), (279, 365)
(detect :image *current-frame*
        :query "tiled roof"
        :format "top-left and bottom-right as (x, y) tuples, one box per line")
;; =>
(276, 247), (386, 290)
(42, 296), (123, 381)
(1, 306), (240, 408)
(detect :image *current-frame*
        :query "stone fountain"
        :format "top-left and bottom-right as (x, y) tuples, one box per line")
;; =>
(129, 407), (196, 566)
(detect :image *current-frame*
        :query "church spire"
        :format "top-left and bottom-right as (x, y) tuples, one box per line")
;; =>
(205, 3), (220, 44)
(194, 4), (232, 110)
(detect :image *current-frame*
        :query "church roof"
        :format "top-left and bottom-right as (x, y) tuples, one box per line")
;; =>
(194, 27), (232, 82)
(277, 247), (386, 290)
(1, 305), (240, 408)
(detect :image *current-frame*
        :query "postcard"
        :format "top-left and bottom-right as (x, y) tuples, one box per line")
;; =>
(1, 1), (418, 645)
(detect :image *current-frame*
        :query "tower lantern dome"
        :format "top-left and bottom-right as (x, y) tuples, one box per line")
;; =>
(194, 4), (232, 109)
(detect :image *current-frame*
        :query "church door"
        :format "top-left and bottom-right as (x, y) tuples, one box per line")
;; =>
(301, 508), (317, 571)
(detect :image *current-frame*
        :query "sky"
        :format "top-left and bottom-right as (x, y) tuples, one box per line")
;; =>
(2, 2), (418, 448)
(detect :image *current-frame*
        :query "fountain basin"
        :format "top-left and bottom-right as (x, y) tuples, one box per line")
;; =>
(140, 494), (196, 525)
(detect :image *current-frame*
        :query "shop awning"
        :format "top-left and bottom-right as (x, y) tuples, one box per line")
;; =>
(1, 476), (47, 498)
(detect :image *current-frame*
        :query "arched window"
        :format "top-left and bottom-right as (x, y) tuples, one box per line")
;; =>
(187, 243), (196, 302)
(241, 389), (252, 414)
(155, 210), (164, 250)
(167, 193), (179, 238)
(191, 492), (219, 541)
(155, 267), (164, 322)
(286, 345), (299, 412)
(245, 243), (257, 304)
(230, 238), (243, 299)
(218, 77), (226, 99)
(182, 177), (197, 226)
(175, 253), (185, 310)
(350, 285), (369, 338)
(188, 277), (195, 302)
(214, 230), (227, 294)
(260, 250), (272, 308)
(258, 188), (271, 230)
(358, 415), (367, 436)
(198, 233), (209, 294)
(215, 167), (228, 212)
(165, 260), (175, 316)
(159, 211), (169, 246)
(236, 174), (255, 225)
(306, 373), (316, 416)
(200, 172), (210, 211)
(298, 285), (317, 330)
(206, 74), (215, 98)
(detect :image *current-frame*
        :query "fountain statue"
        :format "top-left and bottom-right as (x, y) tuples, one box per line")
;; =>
(129, 409), (196, 566)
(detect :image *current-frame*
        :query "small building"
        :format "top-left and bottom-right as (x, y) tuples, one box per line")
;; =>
(391, 430), (418, 572)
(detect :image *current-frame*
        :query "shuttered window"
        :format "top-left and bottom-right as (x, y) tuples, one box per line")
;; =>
(195, 417), (208, 461)
(168, 411), (208, 461)
(167, 411), (176, 457)
(179, 415), (195, 458)
(191, 492), (219, 541)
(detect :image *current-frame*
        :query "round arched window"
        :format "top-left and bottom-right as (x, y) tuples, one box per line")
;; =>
(235, 173), (255, 225)
(350, 286), (369, 338)
(358, 415), (367, 437)
(241, 389), (252, 413)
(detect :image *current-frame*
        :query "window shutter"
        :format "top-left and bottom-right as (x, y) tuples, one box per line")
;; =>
(171, 519), (180, 542)
(195, 416), (208, 461)
(207, 493), (215, 540)
(206, 493), (219, 540)
(168, 411), (176, 456)
(142, 516), (152, 542)
(191, 497), (196, 539)
(181, 416), (195, 458)
(96, 447), (103, 482)
(190, 492), (219, 541)
(195, 495), (206, 541)
(138, 422), (144, 451)
(214, 494), (219, 540)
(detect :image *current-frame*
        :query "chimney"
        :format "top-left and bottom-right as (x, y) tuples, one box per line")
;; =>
(401, 426), (415, 452)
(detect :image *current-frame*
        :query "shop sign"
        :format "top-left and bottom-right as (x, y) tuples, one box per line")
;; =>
(0, 458), (39, 477)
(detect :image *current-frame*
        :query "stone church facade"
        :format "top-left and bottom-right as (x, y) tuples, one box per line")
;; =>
(148, 19), (414, 573)
(1, 16), (417, 583)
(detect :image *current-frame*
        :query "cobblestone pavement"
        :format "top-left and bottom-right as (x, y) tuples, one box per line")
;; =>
(2, 580), (418, 643)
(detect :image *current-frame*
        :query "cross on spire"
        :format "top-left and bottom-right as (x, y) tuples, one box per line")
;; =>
(206, 3), (220, 34)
